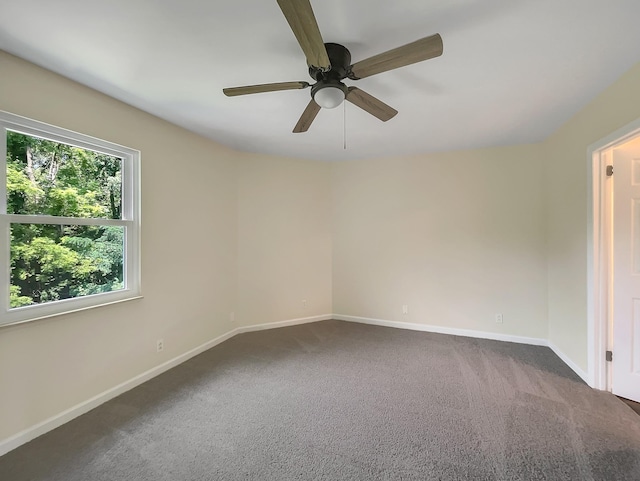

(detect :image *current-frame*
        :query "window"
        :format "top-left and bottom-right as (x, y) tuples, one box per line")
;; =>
(0, 111), (140, 326)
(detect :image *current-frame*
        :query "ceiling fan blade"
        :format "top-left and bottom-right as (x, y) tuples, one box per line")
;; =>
(346, 87), (398, 122)
(223, 81), (310, 97)
(350, 34), (443, 80)
(276, 0), (331, 70)
(293, 99), (321, 133)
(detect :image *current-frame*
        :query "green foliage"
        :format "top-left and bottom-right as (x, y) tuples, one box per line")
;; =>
(47, 188), (107, 218)
(9, 285), (33, 308)
(6, 159), (43, 213)
(6, 131), (124, 308)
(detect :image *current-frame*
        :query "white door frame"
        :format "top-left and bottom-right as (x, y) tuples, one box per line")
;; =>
(587, 116), (640, 390)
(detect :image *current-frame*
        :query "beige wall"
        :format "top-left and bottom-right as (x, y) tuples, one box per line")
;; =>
(330, 60), (640, 373)
(0, 51), (333, 444)
(236, 153), (332, 325)
(0, 51), (239, 441)
(331, 145), (548, 339)
(543, 62), (640, 371)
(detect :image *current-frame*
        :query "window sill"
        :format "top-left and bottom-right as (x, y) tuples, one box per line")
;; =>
(0, 294), (143, 329)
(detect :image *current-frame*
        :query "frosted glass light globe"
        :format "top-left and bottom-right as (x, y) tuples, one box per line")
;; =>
(314, 86), (345, 109)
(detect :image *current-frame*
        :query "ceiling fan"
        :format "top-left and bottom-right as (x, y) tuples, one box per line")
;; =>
(223, 0), (443, 133)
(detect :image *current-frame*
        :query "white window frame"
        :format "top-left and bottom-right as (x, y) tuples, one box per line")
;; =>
(0, 111), (141, 327)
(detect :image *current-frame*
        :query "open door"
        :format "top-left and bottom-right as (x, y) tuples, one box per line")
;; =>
(612, 139), (640, 402)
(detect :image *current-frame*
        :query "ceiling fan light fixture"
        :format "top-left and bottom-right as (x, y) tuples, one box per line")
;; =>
(313, 85), (346, 109)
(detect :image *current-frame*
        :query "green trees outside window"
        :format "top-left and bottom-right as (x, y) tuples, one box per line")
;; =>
(7, 131), (125, 308)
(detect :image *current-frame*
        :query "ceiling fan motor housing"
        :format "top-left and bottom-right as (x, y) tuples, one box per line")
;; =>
(309, 43), (352, 82)
(309, 43), (351, 107)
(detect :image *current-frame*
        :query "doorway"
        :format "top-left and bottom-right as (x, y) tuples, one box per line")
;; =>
(588, 117), (640, 401)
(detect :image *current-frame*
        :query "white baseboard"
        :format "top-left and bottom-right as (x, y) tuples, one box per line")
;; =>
(236, 314), (333, 334)
(333, 314), (548, 346)
(0, 328), (238, 457)
(336, 314), (589, 383)
(0, 312), (586, 457)
(548, 341), (589, 384)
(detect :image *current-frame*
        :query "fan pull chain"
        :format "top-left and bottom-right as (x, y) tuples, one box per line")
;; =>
(343, 100), (347, 150)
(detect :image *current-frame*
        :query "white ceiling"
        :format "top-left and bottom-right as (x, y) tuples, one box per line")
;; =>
(1, 0), (640, 161)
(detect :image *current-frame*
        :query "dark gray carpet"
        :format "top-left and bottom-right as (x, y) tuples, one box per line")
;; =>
(1, 320), (639, 480)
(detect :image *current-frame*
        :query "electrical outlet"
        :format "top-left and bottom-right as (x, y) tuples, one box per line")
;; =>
(402, 305), (409, 315)
(156, 339), (164, 352)
(302, 299), (307, 309)
(495, 313), (503, 324)
(229, 311), (235, 323)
